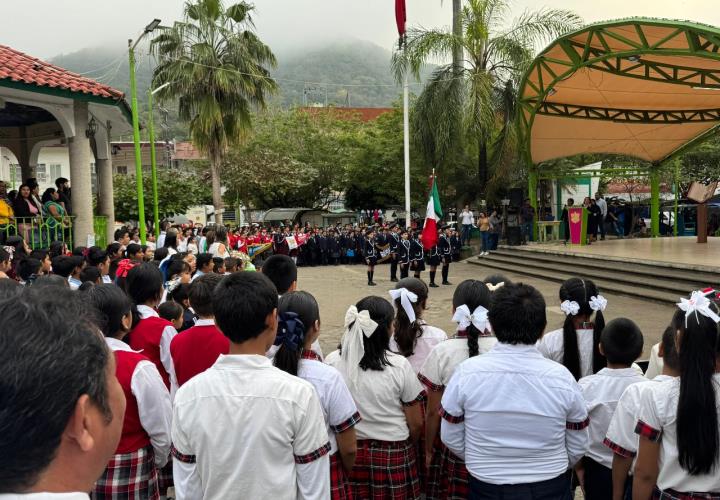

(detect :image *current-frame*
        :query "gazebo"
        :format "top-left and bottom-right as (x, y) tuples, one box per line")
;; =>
(519, 18), (720, 237)
(0, 44), (133, 245)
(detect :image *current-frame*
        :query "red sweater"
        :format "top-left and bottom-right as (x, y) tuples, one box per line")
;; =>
(170, 321), (230, 387)
(129, 316), (173, 388)
(115, 350), (151, 453)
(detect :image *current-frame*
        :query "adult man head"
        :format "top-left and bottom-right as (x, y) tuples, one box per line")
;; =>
(55, 177), (70, 193)
(261, 254), (297, 295)
(0, 286), (125, 494)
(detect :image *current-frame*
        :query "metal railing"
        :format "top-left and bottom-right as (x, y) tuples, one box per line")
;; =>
(1, 216), (108, 250)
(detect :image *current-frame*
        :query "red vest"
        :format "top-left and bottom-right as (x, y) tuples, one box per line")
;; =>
(115, 350), (152, 454)
(129, 316), (173, 388)
(170, 323), (230, 387)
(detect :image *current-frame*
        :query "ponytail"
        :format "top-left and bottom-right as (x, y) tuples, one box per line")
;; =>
(274, 291), (320, 376)
(392, 278), (428, 358)
(452, 279), (492, 358)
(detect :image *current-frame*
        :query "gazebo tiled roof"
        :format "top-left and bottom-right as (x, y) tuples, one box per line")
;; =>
(0, 44), (124, 100)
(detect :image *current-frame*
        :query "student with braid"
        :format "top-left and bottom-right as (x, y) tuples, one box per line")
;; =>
(537, 277), (607, 380)
(419, 280), (496, 499)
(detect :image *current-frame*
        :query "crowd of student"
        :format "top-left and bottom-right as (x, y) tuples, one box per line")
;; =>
(1, 237), (719, 500)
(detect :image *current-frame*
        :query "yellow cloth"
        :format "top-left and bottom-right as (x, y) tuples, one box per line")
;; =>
(0, 199), (13, 225)
(479, 216), (491, 232)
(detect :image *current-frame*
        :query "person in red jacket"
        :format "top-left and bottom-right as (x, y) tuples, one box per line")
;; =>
(87, 284), (172, 499)
(170, 273), (229, 392)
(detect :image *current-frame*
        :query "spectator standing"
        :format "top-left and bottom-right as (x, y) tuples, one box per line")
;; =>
(55, 177), (72, 215)
(520, 199), (535, 243)
(460, 205), (474, 246)
(478, 213), (491, 256)
(488, 210), (501, 251)
(595, 193), (607, 240)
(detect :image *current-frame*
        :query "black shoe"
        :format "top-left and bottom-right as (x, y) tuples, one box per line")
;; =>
(390, 278), (399, 282)
(368, 281), (377, 286)
(442, 281), (452, 285)
(429, 282), (439, 288)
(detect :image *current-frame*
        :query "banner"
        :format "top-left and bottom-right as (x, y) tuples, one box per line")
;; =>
(568, 207), (588, 245)
(287, 236), (298, 250)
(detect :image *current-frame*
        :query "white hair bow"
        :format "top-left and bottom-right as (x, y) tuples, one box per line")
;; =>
(677, 290), (720, 327)
(486, 282), (505, 292)
(389, 288), (418, 324)
(341, 306), (379, 386)
(560, 300), (580, 316)
(452, 304), (490, 333)
(589, 295), (608, 312)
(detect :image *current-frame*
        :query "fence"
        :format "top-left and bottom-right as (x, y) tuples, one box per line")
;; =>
(1, 216), (108, 250)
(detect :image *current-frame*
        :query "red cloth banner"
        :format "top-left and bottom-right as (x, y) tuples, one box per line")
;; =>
(395, 0), (406, 37)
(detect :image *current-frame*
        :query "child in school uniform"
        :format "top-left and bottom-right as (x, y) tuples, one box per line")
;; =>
(158, 300), (184, 332)
(537, 277), (607, 380)
(633, 290), (720, 499)
(328, 296), (425, 499)
(604, 326), (680, 500)
(86, 285), (172, 499)
(419, 279), (496, 499)
(273, 291), (360, 500)
(169, 273), (229, 393)
(171, 272), (330, 499)
(576, 318), (646, 500)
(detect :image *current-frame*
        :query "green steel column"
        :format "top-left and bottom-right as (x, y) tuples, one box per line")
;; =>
(128, 41), (146, 244)
(529, 165), (538, 241)
(147, 90), (160, 237)
(650, 167), (660, 238)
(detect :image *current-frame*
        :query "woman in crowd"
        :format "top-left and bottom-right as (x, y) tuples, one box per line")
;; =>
(208, 225), (229, 258)
(41, 188), (67, 242)
(478, 212), (491, 256)
(12, 183), (42, 244)
(163, 230), (179, 256)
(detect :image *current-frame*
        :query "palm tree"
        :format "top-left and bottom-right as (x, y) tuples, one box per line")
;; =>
(394, 0), (581, 199)
(151, 0), (277, 223)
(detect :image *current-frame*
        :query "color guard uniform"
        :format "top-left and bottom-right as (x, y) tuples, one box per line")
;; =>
(410, 236), (425, 275)
(396, 238), (411, 279)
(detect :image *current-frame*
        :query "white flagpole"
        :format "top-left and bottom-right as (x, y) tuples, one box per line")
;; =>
(403, 65), (411, 229)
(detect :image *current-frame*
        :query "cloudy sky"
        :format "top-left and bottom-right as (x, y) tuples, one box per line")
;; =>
(2, 0), (717, 59)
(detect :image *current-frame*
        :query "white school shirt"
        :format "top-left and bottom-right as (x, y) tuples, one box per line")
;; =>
(536, 328), (595, 378)
(157, 231), (166, 249)
(578, 367), (647, 468)
(418, 334), (497, 391)
(68, 276), (82, 290)
(328, 351), (424, 441)
(298, 353), (360, 454)
(389, 323), (448, 373)
(136, 305), (179, 400)
(460, 210), (474, 225)
(604, 375), (674, 469)
(105, 337), (172, 467)
(636, 375), (720, 493)
(440, 342), (589, 485)
(172, 355), (331, 500)
(645, 343), (663, 380)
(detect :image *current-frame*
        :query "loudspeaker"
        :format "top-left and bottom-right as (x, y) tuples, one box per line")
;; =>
(506, 226), (522, 246)
(509, 188), (523, 207)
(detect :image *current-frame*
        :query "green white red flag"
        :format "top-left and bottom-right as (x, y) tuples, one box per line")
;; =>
(422, 176), (442, 249)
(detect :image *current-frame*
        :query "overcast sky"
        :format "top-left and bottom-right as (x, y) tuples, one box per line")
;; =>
(2, 0), (717, 59)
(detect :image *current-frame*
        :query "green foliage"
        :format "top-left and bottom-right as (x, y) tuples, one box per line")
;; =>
(113, 170), (212, 223)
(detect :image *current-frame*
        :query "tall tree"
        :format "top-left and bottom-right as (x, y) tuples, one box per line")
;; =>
(394, 0), (581, 199)
(151, 0), (277, 223)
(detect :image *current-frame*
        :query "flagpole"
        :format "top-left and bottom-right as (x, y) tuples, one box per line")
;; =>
(403, 67), (411, 229)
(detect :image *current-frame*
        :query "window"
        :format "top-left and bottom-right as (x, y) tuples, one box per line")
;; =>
(115, 165), (128, 175)
(49, 164), (62, 181)
(10, 164), (21, 183)
(35, 164), (47, 183)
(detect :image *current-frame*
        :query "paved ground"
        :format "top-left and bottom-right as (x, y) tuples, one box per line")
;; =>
(297, 258), (676, 359)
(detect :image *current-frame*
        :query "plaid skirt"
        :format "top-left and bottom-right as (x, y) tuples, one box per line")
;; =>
(653, 487), (720, 499)
(92, 445), (159, 499)
(157, 458), (173, 495)
(349, 439), (421, 500)
(330, 452), (353, 500)
(425, 436), (469, 500)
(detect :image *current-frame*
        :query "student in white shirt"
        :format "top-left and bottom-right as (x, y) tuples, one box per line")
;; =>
(440, 282), (589, 499)
(537, 277), (608, 380)
(273, 291), (360, 500)
(604, 326), (680, 500)
(576, 318), (646, 500)
(634, 291), (720, 499)
(171, 272), (330, 500)
(419, 279), (496, 499)
(328, 297), (425, 499)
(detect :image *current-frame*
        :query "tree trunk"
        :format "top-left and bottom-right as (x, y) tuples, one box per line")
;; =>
(211, 155), (223, 225)
(478, 139), (488, 193)
(452, 0), (462, 77)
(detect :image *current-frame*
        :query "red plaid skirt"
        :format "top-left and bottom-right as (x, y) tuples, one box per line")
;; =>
(92, 445), (159, 499)
(653, 487), (720, 499)
(425, 436), (469, 499)
(330, 452), (353, 500)
(349, 439), (421, 499)
(156, 458), (173, 495)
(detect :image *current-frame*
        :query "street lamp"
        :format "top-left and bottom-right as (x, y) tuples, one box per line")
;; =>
(147, 81), (171, 236)
(128, 18), (162, 245)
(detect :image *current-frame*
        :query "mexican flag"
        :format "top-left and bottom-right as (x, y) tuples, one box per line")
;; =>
(422, 177), (442, 250)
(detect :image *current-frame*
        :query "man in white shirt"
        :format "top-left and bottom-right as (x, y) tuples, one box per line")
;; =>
(172, 272), (330, 500)
(460, 205), (474, 246)
(440, 282), (589, 499)
(594, 193), (607, 240)
(0, 287), (125, 499)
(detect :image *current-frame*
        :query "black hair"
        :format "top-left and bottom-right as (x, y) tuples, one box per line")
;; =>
(85, 284), (132, 337)
(214, 272), (278, 344)
(559, 278), (607, 380)
(158, 301), (184, 323)
(224, 257), (239, 272)
(0, 278), (21, 299)
(671, 302), (720, 475)
(78, 281), (96, 292)
(153, 247), (169, 262)
(0, 287), (111, 492)
(126, 243), (142, 258)
(51, 255), (83, 278)
(453, 279), (492, 357)
(48, 241), (66, 259)
(274, 291), (320, 376)
(106, 242), (122, 258)
(125, 263), (164, 327)
(114, 228), (130, 241)
(660, 325), (680, 372)
(6, 235), (27, 258)
(0, 248), (10, 264)
(214, 225), (228, 244)
(189, 273), (223, 317)
(196, 252), (213, 272)
(163, 231), (178, 250)
(55, 177), (69, 188)
(41, 188), (56, 204)
(354, 296), (394, 371)
(72, 246), (87, 257)
(29, 249), (48, 263)
(169, 282), (191, 307)
(600, 318), (643, 365)
(166, 258), (190, 280)
(392, 278), (428, 358)
(79, 266), (101, 284)
(483, 274), (512, 288)
(85, 246), (108, 267)
(212, 257), (225, 273)
(262, 254), (297, 295)
(17, 258), (41, 283)
(489, 283), (547, 345)
(31, 274), (68, 290)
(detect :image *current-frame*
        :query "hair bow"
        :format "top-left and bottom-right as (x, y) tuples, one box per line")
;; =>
(560, 300), (580, 316)
(677, 290), (720, 327)
(486, 282), (505, 292)
(115, 259), (136, 279)
(452, 304), (490, 333)
(388, 287), (418, 324)
(341, 306), (379, 386)
(164, 277), (182, 294)
(275, 311), (305, 351)
(589, 295), (608, 312)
